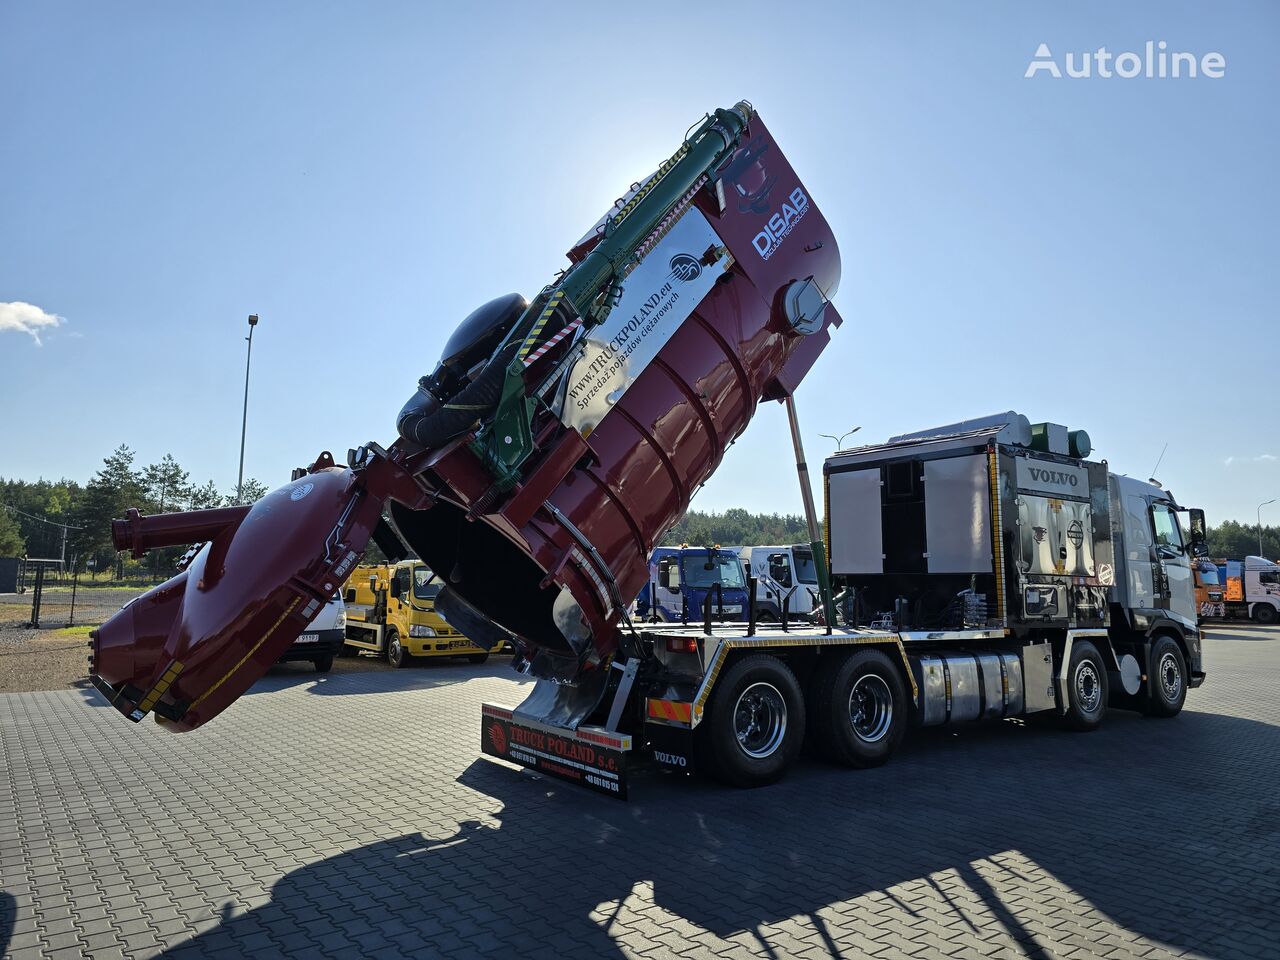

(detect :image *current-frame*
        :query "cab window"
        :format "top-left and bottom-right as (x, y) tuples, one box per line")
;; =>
(1151, 503), (1184, 552)
(767, 554), (793, 588)
(412, 567), (443, 600)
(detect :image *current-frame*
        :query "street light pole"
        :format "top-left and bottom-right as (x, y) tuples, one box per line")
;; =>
(237, 314), (259, 504)
(1259, 498), (1277, 558)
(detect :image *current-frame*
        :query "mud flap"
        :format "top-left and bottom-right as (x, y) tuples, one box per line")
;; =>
(481, 703), (630, 799)
(644, 720), (696, 776)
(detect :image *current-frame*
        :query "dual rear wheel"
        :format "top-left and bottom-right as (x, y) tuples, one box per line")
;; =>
(698, 649), (909, 787)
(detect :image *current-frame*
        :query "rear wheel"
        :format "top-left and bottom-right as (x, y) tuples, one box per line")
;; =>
(699, 655), (805, 788)
(1063, 640), (1108, 731)
(1253, 604), (1278, 625)
(313, 654), (334, 673)
(810, 649), (908, 767)
(1142, 635), (1187, 717)
(386, 629), (410, 668)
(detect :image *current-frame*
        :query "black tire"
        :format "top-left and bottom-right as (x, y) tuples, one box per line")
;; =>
(1142, 635), (1187, 718)
(1253, 604), (1278, 625)
(313, 654), (334, 673)
(1062, 640), (1109, 731)
(467, 653), (489, 664)
(386, 629), (410, 668)
(697, 655), (805, 788)
(810, 649), (908, 768)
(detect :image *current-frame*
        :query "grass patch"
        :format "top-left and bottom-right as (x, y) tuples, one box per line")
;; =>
(54, 624), (99, 637)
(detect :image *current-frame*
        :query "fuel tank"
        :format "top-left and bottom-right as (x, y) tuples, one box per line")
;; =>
(90, 102), (844, 729)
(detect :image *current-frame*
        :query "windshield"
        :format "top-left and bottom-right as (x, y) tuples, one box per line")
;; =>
(1196, 562), (1220, 585)
(792, 549), (818, 585)
(412, 566), (442, 600)
(682, 553), (746, 590)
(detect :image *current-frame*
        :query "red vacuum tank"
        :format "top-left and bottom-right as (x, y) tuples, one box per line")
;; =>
(90, 103), (843, 730)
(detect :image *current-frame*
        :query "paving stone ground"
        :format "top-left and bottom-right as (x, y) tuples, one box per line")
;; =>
(2, 625), (1278, 959)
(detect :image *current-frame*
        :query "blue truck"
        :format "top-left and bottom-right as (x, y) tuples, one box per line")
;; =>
(634, 546), (750, 623)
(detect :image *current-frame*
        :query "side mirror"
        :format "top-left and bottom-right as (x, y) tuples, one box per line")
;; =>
(1182, 506), (1203, 545)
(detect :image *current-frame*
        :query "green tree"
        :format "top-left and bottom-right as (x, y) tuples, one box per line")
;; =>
(142, 454), (192, 514)
(0, 506), (26, 555)
(188, 479), (224, 510)
(228, 477), (269, 505)
(72, 445), (144, 579)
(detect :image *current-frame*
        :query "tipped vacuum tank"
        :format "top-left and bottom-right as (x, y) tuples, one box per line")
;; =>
(90, 102), (844, 729)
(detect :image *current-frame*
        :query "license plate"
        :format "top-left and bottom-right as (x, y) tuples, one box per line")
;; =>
(723, 605), (742, 614)
(295, 634), (319, 644)
(448, 640), (471, 649)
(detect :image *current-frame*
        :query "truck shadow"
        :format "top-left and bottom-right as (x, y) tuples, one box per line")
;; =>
(159, 707), (1280, 959)
(241, 659), (531, 698)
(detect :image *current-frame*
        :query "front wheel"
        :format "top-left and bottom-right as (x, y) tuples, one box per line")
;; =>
(386, 629), (410, 668)
(1063, 640), (1109, 731)
(1253, 604), (1278, 625)
(313, 654), (334, 673)
(467, 653), (489, 664)
(810, 649), (908, 767)
(1142, 635), (1187, 717)
(698, 655), (805, 788)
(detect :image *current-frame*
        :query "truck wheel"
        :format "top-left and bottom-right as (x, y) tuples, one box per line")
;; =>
(313, 654), (334, 673)
(386, 629), (410, 668)
(1063, 640), (1109, 731)
(467, 653), (489, 664)
(1142, 636), (1187, 718)
(699, 655), (805, 788)
(811, 649), (907, 768)
(1253, 604), (1278, 625)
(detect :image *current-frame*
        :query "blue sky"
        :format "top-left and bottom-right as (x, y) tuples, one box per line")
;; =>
(2, 1), (1277, 527)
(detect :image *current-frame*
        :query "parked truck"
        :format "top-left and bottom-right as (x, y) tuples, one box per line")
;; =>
(89, 104), (1207, 801)
(1215, 556), (1280, 623)
(736, 544), (822, 621)
(634, 546), (749, 623)
(1192, 559), (1226, 620)
(343, 561), (497, 666)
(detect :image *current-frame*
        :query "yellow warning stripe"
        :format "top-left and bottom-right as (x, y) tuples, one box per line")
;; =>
(517, 292), (565, 361)
(136, 660), (184, 715)
(190, 597), (302, 710)
(646, 698), (693, 724)
(988, 446), (1006, 622)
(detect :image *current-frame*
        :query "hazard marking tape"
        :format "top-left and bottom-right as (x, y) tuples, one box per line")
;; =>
(523, 318), (582, 367)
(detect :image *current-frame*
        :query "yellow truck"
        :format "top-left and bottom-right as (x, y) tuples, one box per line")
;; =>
(342, 561), (498, 667)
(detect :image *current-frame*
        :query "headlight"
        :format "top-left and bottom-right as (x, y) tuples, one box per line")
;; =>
(335, 610), (346, 629)
(409, 625), (436, 638)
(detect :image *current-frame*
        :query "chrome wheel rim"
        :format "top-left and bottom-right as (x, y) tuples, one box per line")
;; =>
(389, 637), (401, 663)
(733, 682), (787, 759)
(1074, 659), (1101, 714)
(1158, 651), (1182, 701)
(848, 674), (893, 743)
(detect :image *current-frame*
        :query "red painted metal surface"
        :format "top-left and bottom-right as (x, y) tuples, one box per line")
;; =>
(392, 115), (842, 671)
(90, 109), (844, 729)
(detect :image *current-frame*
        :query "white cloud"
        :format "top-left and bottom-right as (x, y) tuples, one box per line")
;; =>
(0, 301), (65, 345)
(1224, 454), (1276, 467)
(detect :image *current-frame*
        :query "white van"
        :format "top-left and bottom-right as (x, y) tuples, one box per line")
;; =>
(276, 593), (347, 672)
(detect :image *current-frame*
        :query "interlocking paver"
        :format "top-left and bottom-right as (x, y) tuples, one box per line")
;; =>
(2, 628), (1279, 958)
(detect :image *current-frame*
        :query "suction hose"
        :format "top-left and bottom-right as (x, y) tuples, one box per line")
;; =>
(397, 340), (520, 449)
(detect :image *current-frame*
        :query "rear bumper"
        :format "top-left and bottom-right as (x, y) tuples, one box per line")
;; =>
(481, 703), (631, 799)
(278, 628), (345, 661)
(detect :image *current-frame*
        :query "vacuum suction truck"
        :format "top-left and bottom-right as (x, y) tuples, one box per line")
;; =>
(88, 102), (1206, 797)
